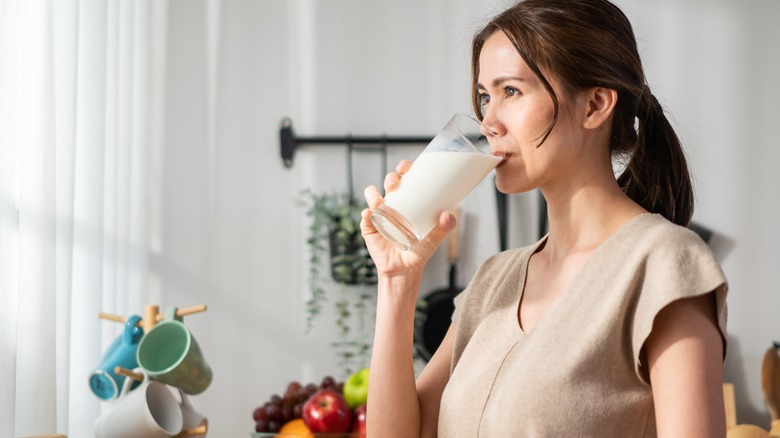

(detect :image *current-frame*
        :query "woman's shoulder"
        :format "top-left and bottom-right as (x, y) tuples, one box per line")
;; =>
(622, 213), (714, 260)
(610, 213), (727, 297)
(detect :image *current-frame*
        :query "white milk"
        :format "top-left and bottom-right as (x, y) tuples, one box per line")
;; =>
(384, 150), (501, 240)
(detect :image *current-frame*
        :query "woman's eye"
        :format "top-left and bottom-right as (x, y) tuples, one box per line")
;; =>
(478, 93), (490, 107)
(478, 93), (490, 114)
(504, 86), (520, 97)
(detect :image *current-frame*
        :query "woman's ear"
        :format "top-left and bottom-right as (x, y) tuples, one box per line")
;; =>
(582, 87), (618, 130)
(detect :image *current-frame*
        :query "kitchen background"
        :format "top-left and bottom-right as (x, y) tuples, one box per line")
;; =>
(2, 0), (779, 436)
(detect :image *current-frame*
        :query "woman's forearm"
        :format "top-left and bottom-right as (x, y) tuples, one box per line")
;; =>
(367, 274), (424, 438)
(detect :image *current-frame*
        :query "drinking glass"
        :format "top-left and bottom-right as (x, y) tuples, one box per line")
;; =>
(370, 113), (500, 250)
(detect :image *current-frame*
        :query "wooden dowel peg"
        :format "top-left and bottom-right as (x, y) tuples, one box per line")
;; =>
(97, 312), (128, 324)
(114, 366), (144, 382)
(98, 312), (145, 328)
(175, 425), (208, 437)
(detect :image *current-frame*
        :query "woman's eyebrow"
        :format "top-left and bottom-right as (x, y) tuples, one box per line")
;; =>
(477, 75), (526, 90)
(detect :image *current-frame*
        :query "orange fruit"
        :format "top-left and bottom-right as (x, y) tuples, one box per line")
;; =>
(276, 418), (313, 437)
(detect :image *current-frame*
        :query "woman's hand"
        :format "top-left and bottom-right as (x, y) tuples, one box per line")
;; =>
(360, 160), (457, 279)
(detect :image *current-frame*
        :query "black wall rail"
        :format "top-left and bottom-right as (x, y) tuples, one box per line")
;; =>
(280, 117), (433, 168)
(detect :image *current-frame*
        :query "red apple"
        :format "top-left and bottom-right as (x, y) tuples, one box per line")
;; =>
(302, 389), (352, 433)
(351, 404), (367, 433)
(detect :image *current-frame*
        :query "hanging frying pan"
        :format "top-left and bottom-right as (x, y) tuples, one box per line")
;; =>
(414, 210), (463, 362)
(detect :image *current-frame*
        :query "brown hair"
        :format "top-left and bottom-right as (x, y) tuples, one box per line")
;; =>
(471, 0), (694, 225)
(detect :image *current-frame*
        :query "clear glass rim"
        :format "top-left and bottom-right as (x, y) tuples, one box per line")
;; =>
(370, 203), (421, 251)
(450, 113), (490, 154)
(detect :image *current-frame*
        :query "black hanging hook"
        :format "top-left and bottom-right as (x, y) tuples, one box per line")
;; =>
(380, 134), (388, 189)
(346, 135), (355, 205)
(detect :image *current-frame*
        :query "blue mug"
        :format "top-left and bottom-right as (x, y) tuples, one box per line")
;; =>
(89, 314), (144, 400)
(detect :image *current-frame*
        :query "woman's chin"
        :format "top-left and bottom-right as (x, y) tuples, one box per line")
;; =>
(494, 172), (533, 195)
(494, 176), (515, 194)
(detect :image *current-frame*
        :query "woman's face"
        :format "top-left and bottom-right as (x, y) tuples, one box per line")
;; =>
(478, 31), (585, 194)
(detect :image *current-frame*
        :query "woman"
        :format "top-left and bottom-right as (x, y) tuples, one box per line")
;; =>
(360, 0), (728, 436)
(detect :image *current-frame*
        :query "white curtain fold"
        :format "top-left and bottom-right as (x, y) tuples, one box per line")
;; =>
(0, 0), (165, 436)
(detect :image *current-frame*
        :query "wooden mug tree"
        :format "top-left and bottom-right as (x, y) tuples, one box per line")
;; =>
(98, 303), (209, 437)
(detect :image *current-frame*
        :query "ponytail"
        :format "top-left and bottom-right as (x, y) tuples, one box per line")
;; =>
(617, 86), (694, 226)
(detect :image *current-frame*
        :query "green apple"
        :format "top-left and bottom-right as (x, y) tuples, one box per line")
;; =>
(343, 367), (370, 408)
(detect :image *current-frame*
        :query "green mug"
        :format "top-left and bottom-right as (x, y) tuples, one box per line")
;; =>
(136, 307), (213, 394)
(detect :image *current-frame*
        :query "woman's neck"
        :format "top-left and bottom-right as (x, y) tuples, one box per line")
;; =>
(539, 175), (646, 262)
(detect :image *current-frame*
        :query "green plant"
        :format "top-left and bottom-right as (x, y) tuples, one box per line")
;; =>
(298, 189), (376, 376)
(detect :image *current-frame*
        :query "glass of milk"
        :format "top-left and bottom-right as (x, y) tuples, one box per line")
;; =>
(370, 113), (500, 250)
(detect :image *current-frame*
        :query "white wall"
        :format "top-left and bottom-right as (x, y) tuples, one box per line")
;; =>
(155, 0), (780, 435)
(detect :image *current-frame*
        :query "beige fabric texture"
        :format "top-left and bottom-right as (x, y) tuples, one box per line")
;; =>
(438, 213), (728, 437)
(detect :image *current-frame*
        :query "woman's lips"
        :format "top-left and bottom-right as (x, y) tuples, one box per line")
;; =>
(494, 152), (512, 166)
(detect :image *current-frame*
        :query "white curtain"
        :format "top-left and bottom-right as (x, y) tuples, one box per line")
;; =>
(0, 0), (166, 436)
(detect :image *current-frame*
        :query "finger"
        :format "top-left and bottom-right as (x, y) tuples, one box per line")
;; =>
(395, 159), (412, 175)
(434, 211), (458, 234)
(360, 208), (377, 235)
(420, 211), (457, 247)
(364, 185), (383, 209)
(384, 172), (401, 192)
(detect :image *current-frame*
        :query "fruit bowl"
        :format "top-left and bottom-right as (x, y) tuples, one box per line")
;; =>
(252, 434), (366, 437)
(253, 372), (369, 438)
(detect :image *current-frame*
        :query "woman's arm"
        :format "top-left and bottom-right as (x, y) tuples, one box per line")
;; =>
(645, 293), (726, 438)
(367, 273), (425, 437)
(366, 274), (455, 438)
(367, 275), (454, 438)
(417, 325), (455, 438)
(361, 161), (457, 438)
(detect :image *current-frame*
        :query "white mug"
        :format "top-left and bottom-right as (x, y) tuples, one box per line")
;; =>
(94, 369), (184, 438)
(178, 389), (208, 437)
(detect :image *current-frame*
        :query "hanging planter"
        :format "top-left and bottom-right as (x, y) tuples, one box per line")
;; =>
(327, 202), (377, 285)
(299, 190), (377, 285)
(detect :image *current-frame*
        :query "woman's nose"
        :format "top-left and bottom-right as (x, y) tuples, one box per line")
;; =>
(480, 109), (503, 137)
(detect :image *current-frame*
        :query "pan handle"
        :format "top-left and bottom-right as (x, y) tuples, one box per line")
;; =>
(447, 209), (460, 263)
(495, 182), (508, 251)
(447, 209), (460, 289)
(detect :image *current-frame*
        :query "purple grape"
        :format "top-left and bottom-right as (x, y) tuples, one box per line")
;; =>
(253, 406), (268, 421)
(321, 376), (336, 389)
(266, 404), (282, 421)
(292, 403), (302, 419)
(267, 420), (282, 433)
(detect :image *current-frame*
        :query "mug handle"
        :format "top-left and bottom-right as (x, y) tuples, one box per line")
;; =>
(118, 367), (147, 399)
(123, 314), (143, 345)
(165, 306), (183, 322)
(177, 388), (194, 410)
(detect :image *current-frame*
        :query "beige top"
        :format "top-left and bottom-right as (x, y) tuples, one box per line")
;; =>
(438, 213), (728, 437)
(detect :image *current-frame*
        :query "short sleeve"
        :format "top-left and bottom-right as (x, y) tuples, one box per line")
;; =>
(631, 226), (728, 382)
